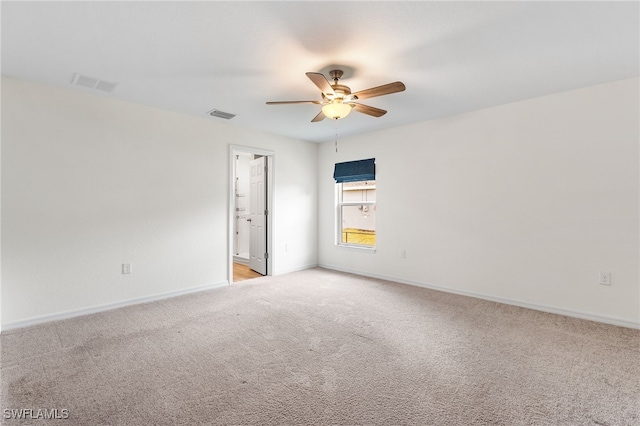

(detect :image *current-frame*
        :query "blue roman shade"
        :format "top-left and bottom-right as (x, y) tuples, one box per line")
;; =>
(333, 158), (375, 183)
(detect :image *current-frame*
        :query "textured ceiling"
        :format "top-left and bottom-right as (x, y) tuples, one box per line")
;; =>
(2, 1), (638, 143)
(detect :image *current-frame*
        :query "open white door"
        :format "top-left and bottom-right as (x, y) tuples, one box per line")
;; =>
(249, 156), (267, 275)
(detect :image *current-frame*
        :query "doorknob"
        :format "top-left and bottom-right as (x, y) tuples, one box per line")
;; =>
(246, 218), (252, 222)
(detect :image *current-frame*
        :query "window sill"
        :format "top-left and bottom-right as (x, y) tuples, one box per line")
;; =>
(335, 244), (376, 254)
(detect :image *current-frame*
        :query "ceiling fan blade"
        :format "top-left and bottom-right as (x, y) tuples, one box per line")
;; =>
(353, 81), (406, 100)
(311, 110), (326, 122)
(353, 103), (387, 117)
(266, 100), (321, 105)
(306, 72), (336, 97)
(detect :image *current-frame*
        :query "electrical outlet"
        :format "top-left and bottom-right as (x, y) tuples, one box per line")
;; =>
(599, 272), (611, 286)
(122, 263), (132, 274)
(400, 249), (406, 259)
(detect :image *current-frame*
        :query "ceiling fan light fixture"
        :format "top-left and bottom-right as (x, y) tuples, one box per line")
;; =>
(322, 100), (353, 120)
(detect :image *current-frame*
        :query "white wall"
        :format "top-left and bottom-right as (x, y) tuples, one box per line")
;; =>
(1, 76), (318, 327)
(0, 76), (3, 332)
(319, 77), (640, 327)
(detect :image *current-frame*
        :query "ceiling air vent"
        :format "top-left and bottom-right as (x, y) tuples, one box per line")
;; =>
(208, 109), (236, 120)
(71, 73), (118, 93)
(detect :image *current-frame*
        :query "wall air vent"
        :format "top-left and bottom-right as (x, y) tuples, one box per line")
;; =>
(207, 109), (236, 120)
(71, 73), (118, 93)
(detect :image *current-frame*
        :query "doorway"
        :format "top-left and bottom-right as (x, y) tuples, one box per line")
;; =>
(228, 145), (273, 284)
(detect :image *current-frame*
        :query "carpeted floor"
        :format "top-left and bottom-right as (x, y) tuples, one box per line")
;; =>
(1, 268), (639, 425)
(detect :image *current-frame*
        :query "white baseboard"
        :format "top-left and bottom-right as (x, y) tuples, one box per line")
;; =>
(319, 264), (640, 330)
(274, 263), (319, 276)
(233, 255), (249, 265)
(1, 281), (229, 332)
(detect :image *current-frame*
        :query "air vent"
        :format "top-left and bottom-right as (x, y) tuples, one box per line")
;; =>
(71, 73), (118, 93)
(207, 109), (236, 120)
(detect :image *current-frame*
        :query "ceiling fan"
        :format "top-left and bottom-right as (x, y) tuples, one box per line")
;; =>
(266, 70), (406, 122)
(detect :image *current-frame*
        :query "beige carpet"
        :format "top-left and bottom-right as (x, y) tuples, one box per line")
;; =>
(1, 268), (639, 425)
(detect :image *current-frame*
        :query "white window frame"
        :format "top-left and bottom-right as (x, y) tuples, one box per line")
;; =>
(335, 181), (376, 251)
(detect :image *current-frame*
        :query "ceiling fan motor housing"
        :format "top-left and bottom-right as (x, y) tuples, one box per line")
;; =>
(328, 70), (353, 101)
(331, 84), (351, 99)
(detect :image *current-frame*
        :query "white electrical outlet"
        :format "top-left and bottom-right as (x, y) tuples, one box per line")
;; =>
(400, 249), (406, 259)
(122, 263), (132, 274)
(599, 272), (611, 286)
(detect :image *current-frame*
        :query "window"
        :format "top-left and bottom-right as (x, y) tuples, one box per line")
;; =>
(334, 159), (376, 249)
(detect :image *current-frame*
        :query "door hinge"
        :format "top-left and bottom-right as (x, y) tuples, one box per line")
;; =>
(264, 209), (269, 216)
(265, 253), (269, 259)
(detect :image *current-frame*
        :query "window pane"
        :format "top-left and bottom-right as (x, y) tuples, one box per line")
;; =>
(342, 180), (376, 202)
(341, 205), (376, 246)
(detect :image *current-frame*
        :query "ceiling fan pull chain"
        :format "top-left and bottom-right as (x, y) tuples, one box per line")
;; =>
(335, 121), (339, 153)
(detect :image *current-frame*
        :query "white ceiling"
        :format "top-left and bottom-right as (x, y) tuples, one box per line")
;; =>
(2, 1), (638, 143)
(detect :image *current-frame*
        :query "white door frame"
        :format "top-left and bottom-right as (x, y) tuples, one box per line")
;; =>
(228, 145), (274, 284)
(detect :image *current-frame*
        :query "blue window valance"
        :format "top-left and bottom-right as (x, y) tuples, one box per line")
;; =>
(333, 158), (375, 183)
